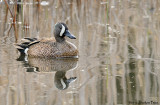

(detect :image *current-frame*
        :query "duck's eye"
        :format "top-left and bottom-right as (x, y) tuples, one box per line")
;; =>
(60, 27), (62, 29)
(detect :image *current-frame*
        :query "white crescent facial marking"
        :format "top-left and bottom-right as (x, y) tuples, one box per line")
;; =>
(60, 24), (65, 36)
(60, 79), (66, 89)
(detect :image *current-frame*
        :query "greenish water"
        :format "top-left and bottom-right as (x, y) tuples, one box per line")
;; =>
(0, 0), (160, 105)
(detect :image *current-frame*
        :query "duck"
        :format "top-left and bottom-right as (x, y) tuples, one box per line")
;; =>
(14, 22), (78, 58)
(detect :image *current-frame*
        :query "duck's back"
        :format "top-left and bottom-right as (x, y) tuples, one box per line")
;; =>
(28, 38), (78, 57)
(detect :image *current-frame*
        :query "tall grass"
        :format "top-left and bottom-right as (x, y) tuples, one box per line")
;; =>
(0, 0), (159, 105)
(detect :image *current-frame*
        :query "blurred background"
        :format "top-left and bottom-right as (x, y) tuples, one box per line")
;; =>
(0, 0), (160, 105)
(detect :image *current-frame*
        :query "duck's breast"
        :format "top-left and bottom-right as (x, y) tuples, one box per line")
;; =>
(55, 41), (78, 57)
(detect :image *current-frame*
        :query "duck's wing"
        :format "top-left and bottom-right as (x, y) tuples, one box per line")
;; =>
(14, 37), (40, 54)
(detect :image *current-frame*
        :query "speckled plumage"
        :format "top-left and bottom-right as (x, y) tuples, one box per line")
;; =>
(14, 22), (78, 58)
(28, 38), (78, 57)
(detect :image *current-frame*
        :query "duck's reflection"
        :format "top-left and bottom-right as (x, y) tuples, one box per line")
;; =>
(17, 54), (78, 90)
(54, 71), (76, 90)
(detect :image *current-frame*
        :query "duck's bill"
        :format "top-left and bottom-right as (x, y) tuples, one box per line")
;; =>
(64, 30), (76, 39)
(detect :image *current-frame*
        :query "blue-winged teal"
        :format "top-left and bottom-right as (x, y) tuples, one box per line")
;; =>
(14, 22), (78, 58)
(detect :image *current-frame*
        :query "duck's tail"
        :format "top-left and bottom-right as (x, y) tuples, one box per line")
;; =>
(14, 43), (28, 54)
(14, 38), (39, 55)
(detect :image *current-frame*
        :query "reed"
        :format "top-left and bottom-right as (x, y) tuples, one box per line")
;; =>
(0, 0), (159, 105)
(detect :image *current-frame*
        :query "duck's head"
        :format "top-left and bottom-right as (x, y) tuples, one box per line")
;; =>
(54, 22), (76, 42)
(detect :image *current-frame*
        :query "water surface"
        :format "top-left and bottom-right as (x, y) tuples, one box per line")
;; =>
(0, 0), (160, 105)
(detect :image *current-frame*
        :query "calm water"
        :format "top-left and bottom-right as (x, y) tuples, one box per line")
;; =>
(0, 0), (160, 105)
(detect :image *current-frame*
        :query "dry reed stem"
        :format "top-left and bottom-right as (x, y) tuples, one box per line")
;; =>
(4, 0), (18, 42)
(13, 0), (18, 42)
(4, 0), (14, 18)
